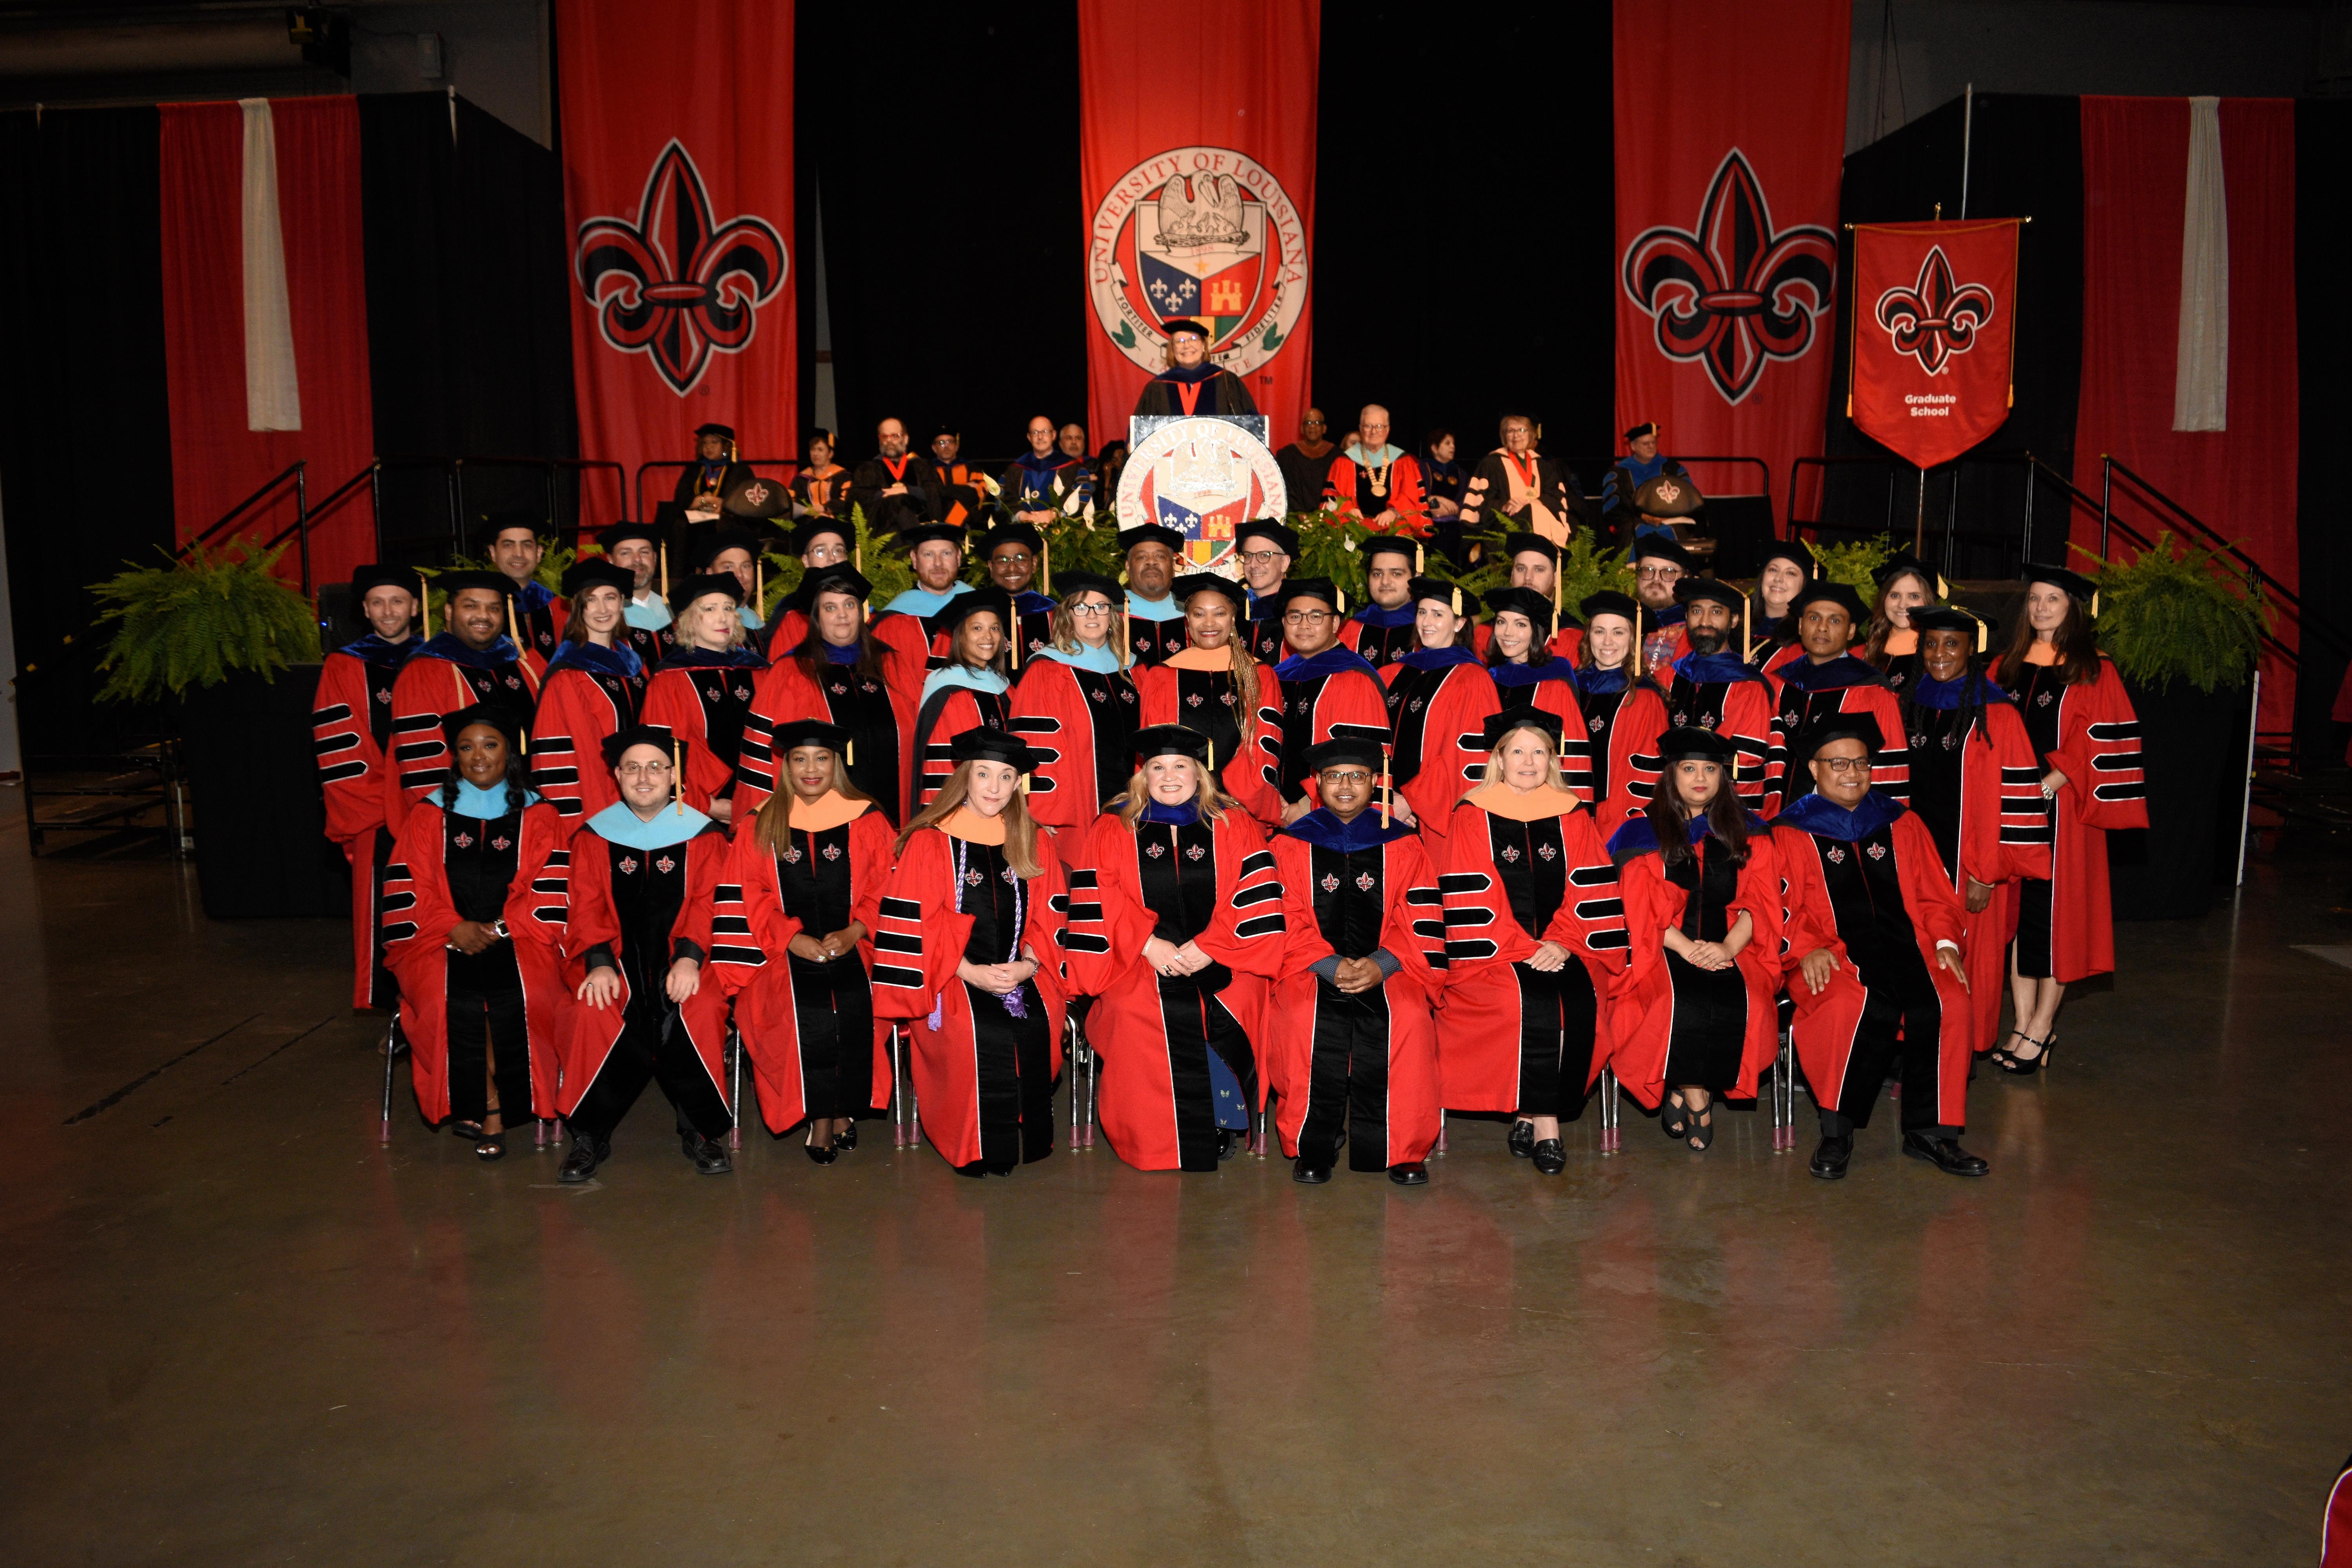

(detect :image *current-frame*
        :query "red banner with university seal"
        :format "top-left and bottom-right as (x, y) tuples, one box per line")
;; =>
(1613, 0), (1847, 505)
(1078, 0), (1317, 456)
(556, 0), (795, 484)
(1849, 220), (2021, 470)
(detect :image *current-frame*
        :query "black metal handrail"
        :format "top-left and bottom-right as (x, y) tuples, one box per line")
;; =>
(2102, 456), (2301, 612)
(178, 461), (306, 560)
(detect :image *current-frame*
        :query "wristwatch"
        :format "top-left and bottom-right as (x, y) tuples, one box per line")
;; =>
(490, 917), (511, 940)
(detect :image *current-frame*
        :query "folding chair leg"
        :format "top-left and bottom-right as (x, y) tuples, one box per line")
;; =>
(379, 1034), (395, 1145)
(1599, 1068), (1621, 1154)
(728, 1023), (743, 1151)
(1436, 1108), (1448, 1156)
(893, 1027), (911, 1149)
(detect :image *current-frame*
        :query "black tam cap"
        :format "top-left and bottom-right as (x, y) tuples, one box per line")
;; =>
(1872, 550), (1940, 590)
(1579, 590), (1639, 626)
(796, 567), (874, 606)
(436, 569), (514, 598)
(440, 702), (528, 750)
(690, 528), (762, 570)
(1481, 707), (1565, 750)
(601, 723), (686, 770)
(349, 564), (421, 600)
(669, 572), (744, 609)
(1050, 570), (1123, 606)
(1658, 726), (1737, 765)
(1804, 713), (1885, 761)
(721, 475), (786, 520)
(694, 423), (736, 441)
(1131, 724), (1211, 765)
(1274, 577), (1341, 612)
(1360, 534), (1421, 569)
(1624, 421), (1659, 442)
(1410, 576), (1477, 615)
(560, 559), (635, 597)
(1633, 473), (1701, 517)
(1172, 572), (1247, 610)
(483, 512), (542, 543)
(930, 426), (959, 443)
(1119, 521), (1186, 555)
(935, 587), (1012, 635)
(2023, 564), (2099, 605)
(1502, 532), (1559, 564)
(786, 518), (850, 556)
(1162, 318), (1210, 340)
(976, 521), (1044, 555)
(1909, 606), (1987, 638)
(1757, 539), (1818, 577)
(1674, 577), (1746, 613)
(949, 727), (1040, 772)
(895, 521), (968, 554)
(1790, 579), (1869, 624)
(1304, 736), (1385, 774)
(770, 719), (851, 757)
(1630, 530), (1696, 570)
(1236, 519), (1299, 556)
(1483, 586), (1557, 636)
(596, 522), (662, 552)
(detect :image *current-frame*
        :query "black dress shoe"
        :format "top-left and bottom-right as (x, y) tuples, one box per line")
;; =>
(1808, 1134), (1853, 1180)
(684, 1131), (733, 1174)
(1217, 1130), (1240, 1162)
(558, 1134), (604, 1184)
(804, 1138), (837, 1166)
(1292, 1156), (1333, 1185)
(1507, 1119), (1536, 1159)
(1387, 1161), (1429, 1186)
(834, 1121), (859, 1151)
(1902, 1132), (1989, 1176)
(1531, 1138), (1566, 1176)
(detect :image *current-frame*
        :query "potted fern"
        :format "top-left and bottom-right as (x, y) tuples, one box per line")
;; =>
(93, 542), (343, 918)
(2075, 534), (2269, 920)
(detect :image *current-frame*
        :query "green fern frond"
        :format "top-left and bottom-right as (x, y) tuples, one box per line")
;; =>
(2074, 532), (2269, 693)
(91, 540), (321, 703)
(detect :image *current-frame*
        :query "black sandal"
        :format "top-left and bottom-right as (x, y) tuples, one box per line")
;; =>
(474, 1127), (506, 1161)
(1686, 1103), (1714, 1152)
(1661, 1091), (1690, 1142)
(451, 1119), (485, 1142)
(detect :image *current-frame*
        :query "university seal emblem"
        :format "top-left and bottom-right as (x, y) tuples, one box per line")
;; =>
(1114, 416), (1288, 571)
(1088, 148), (1308, 379)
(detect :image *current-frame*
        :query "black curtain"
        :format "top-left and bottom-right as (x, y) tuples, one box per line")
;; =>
(358, 93), (577, 561)
(0, 106), (176, 756)
(2295, 100), (2351, 762)
(1315, 4), (1613, 482)
(1823, 93), (2084, 578)
(805, 0), (1087, 465)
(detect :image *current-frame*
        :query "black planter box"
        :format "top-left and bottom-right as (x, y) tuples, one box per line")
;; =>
(178, 666), (351, 920)
(2106, 677), (2249, 922)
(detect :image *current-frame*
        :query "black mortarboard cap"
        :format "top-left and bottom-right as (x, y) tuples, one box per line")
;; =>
(1624, 421), (1659, 442)
(1481, 707), (1565, 750)
(949, 727), (1040, 772)
(2023, 564), (2099, 605)
(894, 521), (968, 553)
(694, 423), (736, 441)
(560, 559), (635, 597)
(1802, 713), (1885, 760)
(1790, 579), (1870, 624)
(1579, 590), (1639, 625)
(1304, 736), (1385, 774)
(1630, 530), (1697, 570)
(602, 722), (687, 770)
(1162, 318), (1210, 339)
(1236, 519), (1299, 555)
(1674, 577), (1746, 613)
(771, 719), (852, 757)
(1658, 726), (1737, 765)
(1360, 534), (1420, 568)
(1131, 724), (1211, 764)
(1118, 521), (1186, 554)
(1050, 570), (1123, 605)
(440, 702), (528, 750)
(689, 528), (762, 570)
(1409, 576), (1477, 615)
(596, 521), (662, 552)
(436, 569), (513, 597)
(976, 521), (1044, 555)
(1483, 586), (1557, 636)
(349, 564), (421, 600)
(1172, 572), (1247, 609)
(668, 572), (744, 608)
(1502, 532), (1559, 564)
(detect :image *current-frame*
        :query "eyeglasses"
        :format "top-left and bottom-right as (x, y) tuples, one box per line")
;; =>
(1817, 756), (1872, 775)
(1068, 601), (1115, 617)
(1238, 550), (1288, 566)
(1283, 610), (1333, 624)
(1635, 565), (1683, 581)
(617, 760), (673, 778)
(1319, 769), (1374, 785)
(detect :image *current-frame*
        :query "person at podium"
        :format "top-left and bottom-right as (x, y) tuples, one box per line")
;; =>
(672, 423), (753, 524)
(1132, 319), (1258, 418)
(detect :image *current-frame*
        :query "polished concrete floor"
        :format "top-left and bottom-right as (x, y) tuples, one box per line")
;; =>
(2, 806), (2347, 1568)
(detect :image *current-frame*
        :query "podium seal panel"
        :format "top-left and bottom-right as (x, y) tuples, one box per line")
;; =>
(1115, 417), (1289, 575)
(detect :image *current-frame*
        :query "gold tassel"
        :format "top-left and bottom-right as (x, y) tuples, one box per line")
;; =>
(846, 738), (856, 766)
(1337, 588), (1347, 613)
(1041, 539), (1052, 595)
(1742, 608), (1751, 664)
(2090, 590), (2101, 618)
(1935, 573), (1949, 601)
(1207, 739), (1215, 772)
(422, 591), (434, 638)
(1379, 743), (1391, 828)
(660, 543), (670, 599)
(756, 557), (764, 608)
(673, 737), (684, 815)
(1450, 586), (1461, 617)
(1976, 617), (1987, 654)
(1415, 543), (1425, 574)
(519, 725), (528, 757)
(1018, 772), (1030, 794)
(507, 593), (518, 646)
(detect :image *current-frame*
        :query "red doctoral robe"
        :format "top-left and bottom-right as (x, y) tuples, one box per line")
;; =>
(313, 637), (417, 1007)
(1134, 650), (1288, 826)
(386, 639), (544, 816)
(735, 655), (920, 820)
(639, 656), (765, 814)
(530, 655), (646, 827)
(1065, 809), (1287, 1171)
(1378, 653), (1500, 858)
(1006, 655), (1141, 834)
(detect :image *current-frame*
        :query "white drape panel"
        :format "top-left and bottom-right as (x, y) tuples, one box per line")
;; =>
(2173, 95), (2228, 432)
(240, 98), (302, 432)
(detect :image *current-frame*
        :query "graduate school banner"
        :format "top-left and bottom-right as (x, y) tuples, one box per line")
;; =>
(1078, 0), (1318, 453)
(1613, 0), (1848, 500)
(557, 0), (794, 479)
(1849, 219), (2022, 470)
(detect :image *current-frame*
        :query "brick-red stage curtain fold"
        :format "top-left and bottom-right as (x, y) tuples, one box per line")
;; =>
(556, 0), (795, 487)
(1078, 0), (1318, 456)
(2073, 96), (2296, 731)
(160, 97), (374, 588)
(1612, 0), (1849, 510)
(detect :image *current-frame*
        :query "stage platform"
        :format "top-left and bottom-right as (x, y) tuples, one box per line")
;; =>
(0, 803), (2345, 1564)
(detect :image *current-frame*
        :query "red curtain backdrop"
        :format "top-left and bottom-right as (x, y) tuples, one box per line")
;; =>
(1612, 0), (1849, 507)
(160, 97), (374, 588)
(2073, 97), (2297, 731)
(1078, 0), (1318, 456)
(1850, 219), (2022, 470)
(557, 0), (795, 486)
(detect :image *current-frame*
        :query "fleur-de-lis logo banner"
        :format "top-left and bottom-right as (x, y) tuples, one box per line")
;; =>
(575, 140), (788, 396)
(1875, 245), (1996, 375)
(1847, 219), (2022, 470)
(1622, 149), (1838, 406)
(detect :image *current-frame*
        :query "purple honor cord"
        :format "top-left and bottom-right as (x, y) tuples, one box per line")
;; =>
(947, 834), (1028, 1022)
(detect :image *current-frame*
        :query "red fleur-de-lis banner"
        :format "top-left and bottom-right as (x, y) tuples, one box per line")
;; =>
(1850, 220), (2022, 470)
(556, 0), (795, 483)
(1613, 0), (1849, 504)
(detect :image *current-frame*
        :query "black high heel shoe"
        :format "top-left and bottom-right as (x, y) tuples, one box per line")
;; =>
(805, 1128), (838, 1165)
(1997, 1034), (2056, 1076)
(1660, 1091), (1690, 1142)
(833, 1120), (858, 1152)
